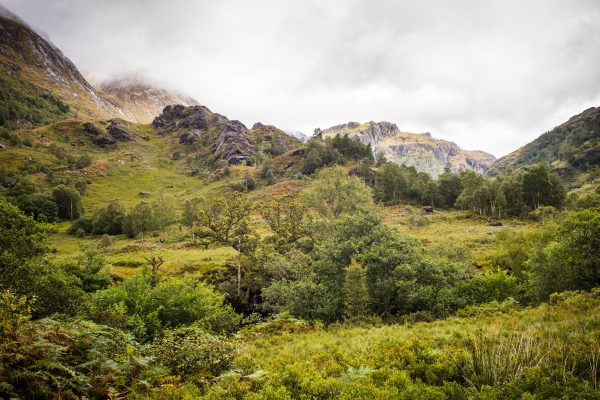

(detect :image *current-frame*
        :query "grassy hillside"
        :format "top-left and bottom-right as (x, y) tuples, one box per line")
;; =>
(489, 106), (600, 190)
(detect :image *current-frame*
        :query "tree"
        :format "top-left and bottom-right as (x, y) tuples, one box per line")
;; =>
(91, 201), (125, 235)
(528, 209), (600, 300)
(258, 194), (313, 251)
(152, 193), (177, 231)
(343, 260), (371, 318)
(181, 198), (201, 231)
(129, 201), (155, 242)
(302, 166), (376, 220)
(437, 168), (462, 208)
(195, 193), (255, 293)
(0, 198), (47, 282)
(144, 253), (164, 287)
(52, 184), (84, 220)
(521, 162), (565, 209)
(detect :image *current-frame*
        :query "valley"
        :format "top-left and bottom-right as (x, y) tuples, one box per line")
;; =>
(0, 3), (599, 400)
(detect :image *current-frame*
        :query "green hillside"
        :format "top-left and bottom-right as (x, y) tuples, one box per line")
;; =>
(489, 106), (600, 191)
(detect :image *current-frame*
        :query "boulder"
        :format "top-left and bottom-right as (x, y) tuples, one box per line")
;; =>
(152, 104), (185, 128)
(95, 135), (116, 146)
(107, 119), (134, 141)
(83, 122), (102, 136)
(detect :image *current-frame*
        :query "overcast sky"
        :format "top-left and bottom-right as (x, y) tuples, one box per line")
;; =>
(3, 0), (600, 156)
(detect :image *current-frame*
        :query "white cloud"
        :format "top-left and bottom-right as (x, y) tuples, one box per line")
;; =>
(2, 0), (599, 156)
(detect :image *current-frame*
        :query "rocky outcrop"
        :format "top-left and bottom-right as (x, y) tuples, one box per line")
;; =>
(214, 121), (256, 165)
(152, 105), (210, 131)
(322, 121), (495, 178)
(179, 129), (201, 145)
(107, 119), (134, 141)
(321, 121), (399, 147)
(251, 122), (302, 153)
(83, 122), (101, 137)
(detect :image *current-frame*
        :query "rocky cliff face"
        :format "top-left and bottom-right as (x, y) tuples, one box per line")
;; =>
(321, 121), (495, 178)
(99, 77), (198, 124)
(0, 8), (120, 118)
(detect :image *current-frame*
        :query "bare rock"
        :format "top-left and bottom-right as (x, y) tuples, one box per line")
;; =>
(107, 119), (134, 141)
(83, 122), (102, 136)
(179, 129), (201, 145)
(213, 120), (256, 165)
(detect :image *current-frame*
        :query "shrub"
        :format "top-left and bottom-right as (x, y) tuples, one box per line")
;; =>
(152, 326), (236, 379)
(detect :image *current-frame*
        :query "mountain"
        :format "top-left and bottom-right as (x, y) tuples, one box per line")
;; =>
(488, 106), (600, 186)
(0, 8), (120, 119)
(320, 121), (496, 178)
(285, 129), (309, 142)
(0, 7), (197, 125)
(99, 76), (198, 124)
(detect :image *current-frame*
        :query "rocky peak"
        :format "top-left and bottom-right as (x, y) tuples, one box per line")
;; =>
(322, 120), (495, 178)
(321, 121), (399, 147)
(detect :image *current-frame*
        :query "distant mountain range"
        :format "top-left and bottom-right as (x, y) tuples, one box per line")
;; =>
(0, 4), (598, 185)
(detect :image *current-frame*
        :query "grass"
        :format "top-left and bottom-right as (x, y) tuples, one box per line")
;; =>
(191, 290), (600, 399)
(383, 206), (534, 266)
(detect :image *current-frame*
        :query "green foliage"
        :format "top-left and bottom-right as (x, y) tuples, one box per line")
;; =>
(301, 134), (373, 175)
(343, 260), (371, 318)
(88, 275), (241, 342)
(52, 184), (84, 220)
(302, 165), (376, 220)
(258, 194), (314, 252)
(457, 268), (519, 305)
(91, 200), (126, 235)
(152, 325), (236, 379)
(0, 73), (69, 127)
(0, 198), (47, 280)
(0, 291), (145, 399)
(195, 192), (255, 252)
(129, 201), (156, 241)
(528, 209), (600, 300)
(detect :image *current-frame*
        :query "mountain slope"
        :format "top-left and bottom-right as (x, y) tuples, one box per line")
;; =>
(99, 76), (198, 124)
(0, 7), (197, 125)
(488, 106), (600, 187)
(0, 9), (120, 119)
(320, 121), (496, 178)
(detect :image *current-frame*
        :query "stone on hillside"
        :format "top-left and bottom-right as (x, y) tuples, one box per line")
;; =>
(83, 122), (102, 136)
(107, 119), (134, 141)
(95, 135), (116, 146)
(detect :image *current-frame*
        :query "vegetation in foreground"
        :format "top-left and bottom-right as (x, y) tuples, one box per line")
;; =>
(1, 157), (599, 398)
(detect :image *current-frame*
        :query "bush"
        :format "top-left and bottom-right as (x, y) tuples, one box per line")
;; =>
(89, 275), (242, 342)
(152, 326), (236, 379)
